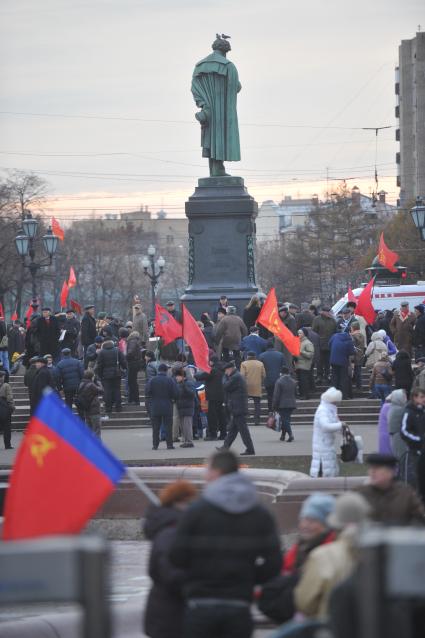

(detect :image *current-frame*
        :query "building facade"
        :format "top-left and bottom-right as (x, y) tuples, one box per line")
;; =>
(396, 31), (425, 207)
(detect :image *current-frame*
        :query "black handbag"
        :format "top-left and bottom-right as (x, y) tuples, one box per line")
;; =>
(257, 573), (298, 624)
(340, 424), (358, 462)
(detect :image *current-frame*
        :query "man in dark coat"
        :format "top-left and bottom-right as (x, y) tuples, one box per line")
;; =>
(170, 450), (281, 638)
(272, 366), (297, 442)
(36, 307), (61, 361)
(56, 348), (84, 408)
(80, 305), (97, 356)
(329, 331), (355, 399)
(62, 309), (80, 355)
(7, 320), (25, 360)
(312, 307), (337, 382)
(146, 363), (179, 450)
(259, 341), (285, 412)
(29, 356), (56, 414)
(219, 361), (255, 456)
(96, 339), (127, 413)
(195, 355), (226, 440)
(413, 304), (425, 361)
(240, 326), (268, 359)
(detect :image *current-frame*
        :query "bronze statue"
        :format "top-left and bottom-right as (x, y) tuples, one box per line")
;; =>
(191, 34), (241, 177)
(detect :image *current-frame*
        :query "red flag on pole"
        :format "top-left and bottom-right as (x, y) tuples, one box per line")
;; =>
(70, 299), (82, 315)
(25, 302), (33, 328)
(257, 288), (301, 356)
(2, 393), (125, 540)
(51, 217), (65, 241)
(182, 305), (211, 372)
(68, 266), (77, 289)
(378, 232), (399, 273)
(0, 302), (4, 319)
(355, 278), (376, 325)
(154, 303), (182, 345)
(60, 281), (69, 309)
(347, 287), (357, 303)
(11, 309), (18, 322)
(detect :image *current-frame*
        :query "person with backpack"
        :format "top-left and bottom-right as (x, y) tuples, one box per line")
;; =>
(369, 352), (393, 404)
(0, 370), (14, 449)
(76, 369), (103, 437)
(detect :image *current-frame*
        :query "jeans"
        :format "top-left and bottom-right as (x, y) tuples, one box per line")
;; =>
(181, 415), (193, 443)
(207, 400), (226, 438)
(152, 415), (173, 448)
(85, 413), (101, 437)
(374, 383), (392, 405)
(184, 603), (252, 638)
(223, 413), (255, 453)
(64, 389), (76, 409)
(248, 396), (261, 424)
(278, 408), (294, 438)
(0, 351), (10, 374)
(102, 377), (122, 411)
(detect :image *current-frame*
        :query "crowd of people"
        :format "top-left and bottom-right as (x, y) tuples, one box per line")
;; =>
(142, 448), (425, 638)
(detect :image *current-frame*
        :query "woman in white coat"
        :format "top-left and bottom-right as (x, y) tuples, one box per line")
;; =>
(310, 387), (343, 478)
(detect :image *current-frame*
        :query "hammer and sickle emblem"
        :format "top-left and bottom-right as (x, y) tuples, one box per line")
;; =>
(29, 434), (56, 468)
(269, 307), (280, 331)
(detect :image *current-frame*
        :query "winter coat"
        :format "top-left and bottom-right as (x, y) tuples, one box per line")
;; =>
(132, 307), (149, 344)
(223, 369), (248, 416)
(387, 390), (408, 459)
(0, 321), (7, 352)
(294, 529), (356, 620)
(80, 313), (97, 347)
(30, 366), (56, 410)
(355, 482), (425, 526)
(24, 364), (37, 390)
(240, 359), (266, 397)
(392, 353), (414, 391)
(351, 331), (365, 365)
(126, 333), (143, 364)
(146, 372), (178, 417)
(7, 326), (25, 358)
(369, 360), (393, 387)
(169, 472), (282, 601)
(259, 349), (285, 387)
(329, 332), (355, 367)
(304, 328), (320, 368)
(61, 317), (80, 351)
(240, 334), (268, 358)
(382, 334), (397, 356)
(390, 311), (415, 353)
(377, 402), (392, 454)
(413, 313), (425, 347)
(0, 382), (14, 413)
(96, 341), (127, 380)
(195, 364), (224, 402)
(36, 316), (61, 356)
(202, 324), (215, 349)
(144, 506), (186, 638)
(401, 402), (425, 451)
(364, 333), (387, 370)
(56, 355), (84, 391)
(85, 343), (101, 364)
(76, 378), (102, 415)
(295, 311), (313, 329)
(214, 314), (248, 350)
(312, 315), (337, 350)
(146, 360), (159, 380)
(272, 374), (297, 410)
(243, 305), (261, 331)
(175, 379), (195, 417)
(295, 337), (315, 371)
(310, 400), (342, 478)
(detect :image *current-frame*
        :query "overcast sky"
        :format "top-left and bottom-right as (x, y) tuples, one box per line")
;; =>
(0, 0), (423, 220)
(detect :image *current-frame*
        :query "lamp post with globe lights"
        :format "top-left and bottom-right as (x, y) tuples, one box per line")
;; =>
(410, 197), (425, 241)
(142, 244), (165, 319)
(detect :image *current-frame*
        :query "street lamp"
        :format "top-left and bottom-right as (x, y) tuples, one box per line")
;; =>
(142, 245), (166, 319)
(410, 197), (425, 241)
(14, 211), (59, 305)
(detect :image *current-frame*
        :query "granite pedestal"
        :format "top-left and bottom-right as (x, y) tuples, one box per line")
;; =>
(181, 176), (259, 317)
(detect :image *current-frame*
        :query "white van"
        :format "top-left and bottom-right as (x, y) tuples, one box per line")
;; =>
(332, 282), (425, 315)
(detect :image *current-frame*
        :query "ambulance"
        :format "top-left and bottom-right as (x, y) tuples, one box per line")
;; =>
(332, 282), (425, 316)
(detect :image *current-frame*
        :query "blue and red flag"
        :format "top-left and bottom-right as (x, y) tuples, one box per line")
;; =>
(2, 392), (125, 541)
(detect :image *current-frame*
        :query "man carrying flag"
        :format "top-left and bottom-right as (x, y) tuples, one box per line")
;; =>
(257, 289), (300, 368)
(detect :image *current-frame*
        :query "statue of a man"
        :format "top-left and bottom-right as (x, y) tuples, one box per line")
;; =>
(192, 34), (241, 177)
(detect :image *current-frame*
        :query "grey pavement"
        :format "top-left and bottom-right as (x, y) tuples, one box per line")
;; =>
(0, 422), (379, 467)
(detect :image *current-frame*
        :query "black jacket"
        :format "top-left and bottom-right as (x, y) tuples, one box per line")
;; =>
(223, 369), (248, 416)
(175, 379), (195, 417)
(144, 505), (186, 638)
(62, 317), (80, 350)
(80, 312), (97, 347)
(272, 374), (297, 410)
(96, 341), (127, 380)
(36, 316), (61, 356)
(56, 355), (84, 391)
(195, 364), (224, 402)
(146, 372), (178, 417)
(401, 402), (425, 451)
(243, 305), (261, 331)
(30, 366), (55, 410)
(392, 353), (414, 390)
(170, 472), (281, 601)
(76, 378), (102, 415)
(413, 313), (425, 347)
(126, 334), (143, 363)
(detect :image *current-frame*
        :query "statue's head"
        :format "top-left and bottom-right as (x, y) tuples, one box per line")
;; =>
(212, 35), (231, 54)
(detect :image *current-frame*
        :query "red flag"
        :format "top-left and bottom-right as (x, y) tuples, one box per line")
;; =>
(0, 302), (4, 319)
(25, 302), (33, 328)
(355, 278), (376, 325)
(182, 305), (211, 372)
(11, 310), (18, 322)
(2, 392), (125, 540)
(154, 303), (182, 345)
(68, 266), (77, 289)
(70, 299), (82, 315)
(51, 216), (65, 241)
(378, 232), (398, 273)
(60, 280), (69, 308)
(257, 288), (300, 356)
(347, 287), (357, 303)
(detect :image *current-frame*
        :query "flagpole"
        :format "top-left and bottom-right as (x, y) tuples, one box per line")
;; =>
(126, 467), (160, 506)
